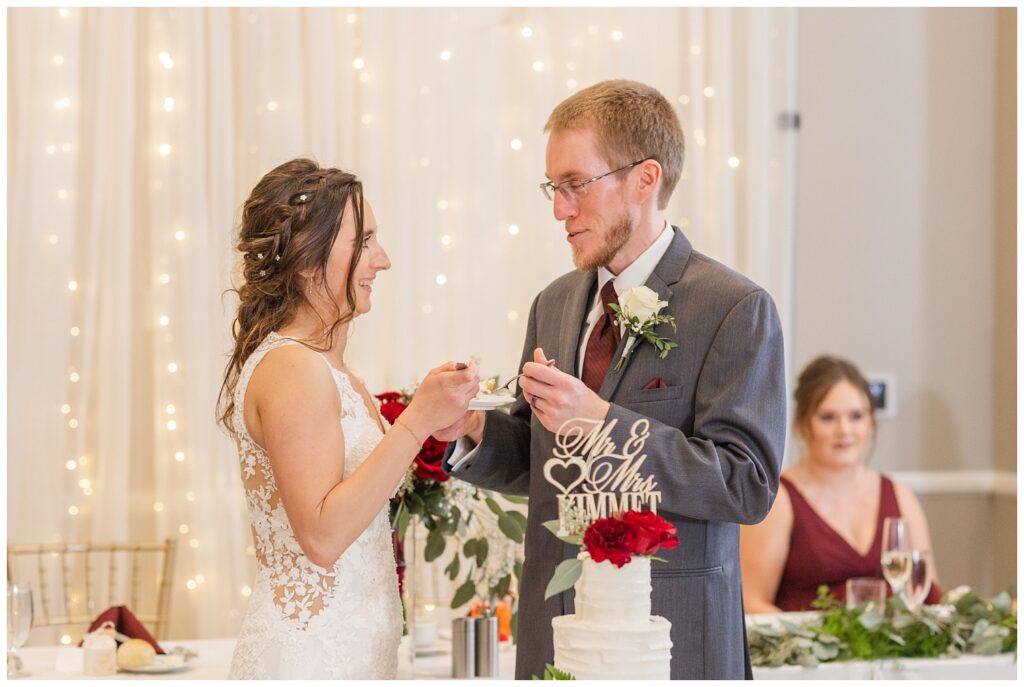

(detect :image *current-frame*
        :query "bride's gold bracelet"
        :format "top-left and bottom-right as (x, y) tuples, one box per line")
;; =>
(393, 417), (424, 447)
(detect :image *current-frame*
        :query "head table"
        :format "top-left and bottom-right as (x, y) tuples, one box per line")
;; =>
(13, 619), (1015, 680)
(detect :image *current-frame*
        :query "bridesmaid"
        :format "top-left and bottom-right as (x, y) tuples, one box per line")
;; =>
(740, 355), (942, 612)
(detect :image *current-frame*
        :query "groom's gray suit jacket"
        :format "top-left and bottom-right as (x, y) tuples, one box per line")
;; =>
(445, 227), (786, 679)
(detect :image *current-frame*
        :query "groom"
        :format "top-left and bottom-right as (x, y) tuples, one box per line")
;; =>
(438, 79), (786, 679)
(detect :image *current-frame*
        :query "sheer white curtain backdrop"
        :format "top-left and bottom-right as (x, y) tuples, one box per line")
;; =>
(8, 6), (797, 640)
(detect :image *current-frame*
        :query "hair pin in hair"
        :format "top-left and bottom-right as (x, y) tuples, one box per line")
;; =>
(299, 194), (308, 202)
(259, 269), (267, 277)
(275, 255), (281, 261)
(257, 252), (264, 259)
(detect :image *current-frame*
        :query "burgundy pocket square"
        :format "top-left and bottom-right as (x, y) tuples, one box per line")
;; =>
(642, 377), (668, 390)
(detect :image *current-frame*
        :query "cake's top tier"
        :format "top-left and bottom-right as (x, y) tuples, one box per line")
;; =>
(574, 552), (652, 625)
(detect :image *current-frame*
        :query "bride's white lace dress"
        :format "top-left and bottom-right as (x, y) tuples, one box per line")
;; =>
(228, 333), (402, 679)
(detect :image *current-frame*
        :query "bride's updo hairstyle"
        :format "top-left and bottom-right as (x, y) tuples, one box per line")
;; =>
(218, 158), (366, 433)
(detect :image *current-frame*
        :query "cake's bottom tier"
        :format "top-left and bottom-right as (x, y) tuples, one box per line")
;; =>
(552, 614), (672, 680)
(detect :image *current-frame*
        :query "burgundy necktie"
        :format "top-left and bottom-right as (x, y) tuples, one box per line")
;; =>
(581, 280), (621, 393)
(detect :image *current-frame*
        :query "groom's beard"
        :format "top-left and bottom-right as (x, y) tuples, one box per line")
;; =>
(572, 212), (633, 272)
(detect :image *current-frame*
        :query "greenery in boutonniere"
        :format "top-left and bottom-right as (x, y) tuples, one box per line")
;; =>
(747, 585), (1017, 668)
(608, 285), (677, 371)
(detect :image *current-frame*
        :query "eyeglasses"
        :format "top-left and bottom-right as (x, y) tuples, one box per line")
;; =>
(540, 159), (647, 202)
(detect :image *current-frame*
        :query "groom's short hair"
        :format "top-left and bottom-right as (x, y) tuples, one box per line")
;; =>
(544, 79), (685, 210)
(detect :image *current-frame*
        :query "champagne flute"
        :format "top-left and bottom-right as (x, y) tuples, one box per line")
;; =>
(880, 517), (911, 599)
(902, 549), (933, 612)
(7, 584), (33, 677)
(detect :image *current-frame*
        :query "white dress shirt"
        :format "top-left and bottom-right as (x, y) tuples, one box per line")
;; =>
(448, 221), (674, 472)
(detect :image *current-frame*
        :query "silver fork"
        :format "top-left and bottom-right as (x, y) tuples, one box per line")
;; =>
(494, 359), (556, 395)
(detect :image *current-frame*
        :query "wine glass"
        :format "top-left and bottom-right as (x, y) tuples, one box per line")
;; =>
(902, 549), (933, 612)
(880, 517), (911, 599)
(7, 584), (33, 677)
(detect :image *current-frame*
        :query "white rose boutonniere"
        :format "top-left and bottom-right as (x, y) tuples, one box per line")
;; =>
(609, 285), (678, 371)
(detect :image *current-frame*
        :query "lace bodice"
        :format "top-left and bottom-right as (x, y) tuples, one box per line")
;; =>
(228, 332), (402, 679)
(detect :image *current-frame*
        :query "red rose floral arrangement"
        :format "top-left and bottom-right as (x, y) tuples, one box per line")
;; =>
(375, 384), (527, 633)
(544, 510), (678, 599)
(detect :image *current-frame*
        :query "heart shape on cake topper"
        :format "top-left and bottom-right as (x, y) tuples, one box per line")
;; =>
(543, 456), (588, 495)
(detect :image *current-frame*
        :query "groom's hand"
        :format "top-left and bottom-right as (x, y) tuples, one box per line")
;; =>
(519, 347), (610, 434)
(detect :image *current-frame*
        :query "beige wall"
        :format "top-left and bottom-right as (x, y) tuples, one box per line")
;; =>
(794, 8), (1015, 594)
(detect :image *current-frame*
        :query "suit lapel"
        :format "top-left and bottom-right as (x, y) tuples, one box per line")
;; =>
(558, 271), (597, 378)
(598, 227), (693, 399)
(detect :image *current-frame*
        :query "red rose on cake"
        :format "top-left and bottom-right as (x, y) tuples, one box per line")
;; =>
(583, 511), (679, 568)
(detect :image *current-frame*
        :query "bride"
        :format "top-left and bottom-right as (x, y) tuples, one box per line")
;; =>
(218, 158), (479, 679)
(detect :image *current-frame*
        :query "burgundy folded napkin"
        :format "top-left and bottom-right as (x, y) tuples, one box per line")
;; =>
(642, 377), (668, 390)
(83, 605), (165, 654)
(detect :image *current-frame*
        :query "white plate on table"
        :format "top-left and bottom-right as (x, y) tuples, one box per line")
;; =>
(119, 654), (189, 674)
(468, 393), (516, 411)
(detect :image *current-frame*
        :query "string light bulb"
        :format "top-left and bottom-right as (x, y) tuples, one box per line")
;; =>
(439, 50), (452, 61)
(68, 419), (78, 428)
(175, 451), (185, 462)
(508, 224), (520, 235)
(435, 274), (447, 286)
(164, 97), (174, 112)
(352, 57), (365, 70)
(521, 27), (533, 38)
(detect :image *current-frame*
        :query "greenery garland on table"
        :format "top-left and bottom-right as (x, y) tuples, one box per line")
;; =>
(748, 586), (1017, 668)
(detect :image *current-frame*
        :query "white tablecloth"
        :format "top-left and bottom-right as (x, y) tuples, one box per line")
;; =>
(14, 635), (1015, 680)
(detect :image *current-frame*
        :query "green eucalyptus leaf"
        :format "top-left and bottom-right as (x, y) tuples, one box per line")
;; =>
(444, 554), (461, 581)
(498, 513), (525, 543)
(451, 578), (477, 609)
(544, 558), (582, 600)
(495, 573), (512, 598)
(424, 527), (446, 562)
(485, 497), (505, 517)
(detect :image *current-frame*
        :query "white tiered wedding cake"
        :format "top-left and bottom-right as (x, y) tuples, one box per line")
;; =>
(551, 552), (672, 680)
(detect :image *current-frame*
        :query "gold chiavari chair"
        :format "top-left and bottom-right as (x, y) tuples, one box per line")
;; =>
(6, 539), (176, 640)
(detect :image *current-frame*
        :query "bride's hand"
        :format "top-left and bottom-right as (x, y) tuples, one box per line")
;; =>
(402, 362), (480, 438)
